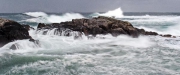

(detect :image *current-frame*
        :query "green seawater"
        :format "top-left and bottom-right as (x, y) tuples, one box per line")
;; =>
(0, 12), (180, 75)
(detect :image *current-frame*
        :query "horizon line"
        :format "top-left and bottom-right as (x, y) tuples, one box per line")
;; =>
(0, 11), (180, 14)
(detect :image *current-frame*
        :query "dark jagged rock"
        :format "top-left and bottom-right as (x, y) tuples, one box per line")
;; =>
(0, 16), (175, 49)
(0, 18), (35, 47)
(37, 23), (46, 29)
(10, 44), (16, 50)
(22, 24), (35, 31)
(37, 16), (160, 37)
(111, 28), (127, 36)
(159, 34), (176, 38)
(144, 31), (158, 35)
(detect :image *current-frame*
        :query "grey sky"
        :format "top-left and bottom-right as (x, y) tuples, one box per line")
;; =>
(0, 0), (180, 13)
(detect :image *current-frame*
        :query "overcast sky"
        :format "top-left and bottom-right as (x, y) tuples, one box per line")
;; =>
(0, 0), (180, 13)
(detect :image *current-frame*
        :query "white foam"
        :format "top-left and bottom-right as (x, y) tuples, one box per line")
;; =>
(94, 7), (124, 18)
(23, 12), (84, 23)
(0, 29), (156, 55)
(1, 12), (180, 75)
(2, 27), (180, 55)
(163, 19), (180, 36)
(126, 15), (180, 22)
(24, 12), (48, 17)
(127, 15), (180, 36)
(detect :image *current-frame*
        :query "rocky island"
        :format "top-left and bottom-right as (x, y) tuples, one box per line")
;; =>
(0, 16), (175, 48)
(37, 16), (160, 37)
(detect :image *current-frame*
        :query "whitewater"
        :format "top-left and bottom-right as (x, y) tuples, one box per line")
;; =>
(1, 8), (180, 75)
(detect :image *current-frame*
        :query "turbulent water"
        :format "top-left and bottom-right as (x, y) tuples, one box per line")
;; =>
(1, 8), (180, 75)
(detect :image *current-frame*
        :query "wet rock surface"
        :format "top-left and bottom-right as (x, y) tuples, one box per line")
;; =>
(0, 16), (176, 48)
(0, 18), (35, 47)
(37, 16), (161, 37)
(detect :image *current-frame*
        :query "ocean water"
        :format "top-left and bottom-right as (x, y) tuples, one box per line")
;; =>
(1, 8), (180, 75)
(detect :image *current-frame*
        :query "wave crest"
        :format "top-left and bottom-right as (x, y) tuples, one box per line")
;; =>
(23, 12), (84, 23)
(93, 7), (124, 18)
(24, 12), (48, 17)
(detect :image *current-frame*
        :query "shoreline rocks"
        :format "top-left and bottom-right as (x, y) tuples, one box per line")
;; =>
(37, 16), (162, 37)
(0, 16), (177, 48)
(0, 18), (35, 47)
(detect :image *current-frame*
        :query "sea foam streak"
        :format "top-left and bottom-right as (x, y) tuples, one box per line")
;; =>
(23, 12), (84, 23)
(95, 7), (124, 18)
(1, 12), (180, 75)
(126, 15), (180, 36)
(0, 29), (156, 54)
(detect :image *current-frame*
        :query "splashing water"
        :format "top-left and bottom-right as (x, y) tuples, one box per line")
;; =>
(1, 9), (180, 74)
(24, 12), (48, 17)
(94, 7), (124, 18)
(23, 12), (85, 23)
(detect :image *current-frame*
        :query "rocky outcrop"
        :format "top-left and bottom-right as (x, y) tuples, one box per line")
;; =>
(0, 16), (175, 48)
(37, 16), (161, 37)
(0, 18), (34, 47)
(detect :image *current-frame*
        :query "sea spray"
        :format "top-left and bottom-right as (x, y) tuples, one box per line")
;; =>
(0, 28), (156, 54)
(24, 12), (48, 17)
(92, 7), (124, 18)
(1, 10), (180, 74)
(23, 12), (84, 23)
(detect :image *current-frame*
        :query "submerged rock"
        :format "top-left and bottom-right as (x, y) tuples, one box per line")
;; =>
(160, 34), (176, 38)
(0, 18), (35, 47)
(37, 16), (160, 37)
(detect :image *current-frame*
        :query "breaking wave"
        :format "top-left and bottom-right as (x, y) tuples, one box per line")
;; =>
(23, 12), (84, 23)
(92, 7), (124, 18)
(1, 29), (180, 75)
(1, 7), (180, 74)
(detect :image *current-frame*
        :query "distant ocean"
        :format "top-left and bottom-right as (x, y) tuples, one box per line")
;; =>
(1, 8), (180, 75)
